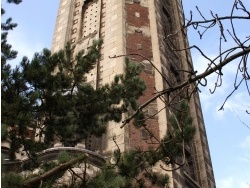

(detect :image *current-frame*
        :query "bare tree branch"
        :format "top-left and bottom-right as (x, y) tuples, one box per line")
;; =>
(121, 47), (250, 128)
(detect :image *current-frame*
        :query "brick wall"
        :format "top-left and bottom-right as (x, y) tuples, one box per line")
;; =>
(125, 2), (160, 150)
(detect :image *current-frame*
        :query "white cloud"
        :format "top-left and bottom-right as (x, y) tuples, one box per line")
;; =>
(217, 177), (234, 188)
(240, 182), (250, 188)
(238, 157), (250, 164)
(236, 136), (250, 172)
(240, 136), (250, 149)
(217, 176), (250, 188)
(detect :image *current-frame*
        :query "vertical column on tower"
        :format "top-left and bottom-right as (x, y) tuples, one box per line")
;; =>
(98, 0), (128, 154)
(51, 0), (74, 53)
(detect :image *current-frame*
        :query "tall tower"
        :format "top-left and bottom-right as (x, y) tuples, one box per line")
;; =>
(51, 0), (216, 187)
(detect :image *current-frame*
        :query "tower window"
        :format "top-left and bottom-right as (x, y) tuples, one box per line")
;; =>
(71, 38), (76, 43)
(73, 19), (78, 25)
(80, 0), (100, 38)
(72, 28), (77, 34)
(141, 129), (149, 140)
(75, 2), (80, 7)
(74, 10), (79, 16)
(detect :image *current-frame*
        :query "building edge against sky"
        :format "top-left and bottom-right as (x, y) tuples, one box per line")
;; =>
(51, 0), (216, 187)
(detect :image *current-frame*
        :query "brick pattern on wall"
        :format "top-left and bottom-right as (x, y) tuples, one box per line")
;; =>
(125, 3), (160, 151)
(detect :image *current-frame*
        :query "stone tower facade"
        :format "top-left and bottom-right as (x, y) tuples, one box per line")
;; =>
(51, 0), (216, 187)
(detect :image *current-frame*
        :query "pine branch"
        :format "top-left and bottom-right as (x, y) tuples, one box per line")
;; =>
(22, 154), (87, 188)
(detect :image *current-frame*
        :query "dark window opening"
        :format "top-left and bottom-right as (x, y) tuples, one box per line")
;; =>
(141, 129), (149, 140)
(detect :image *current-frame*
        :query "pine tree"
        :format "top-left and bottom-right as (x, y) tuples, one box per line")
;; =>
(1, 38), (195, 188)
(2, 39), (147, 154)
(101, 102), (196, 188)
(1, 2), (196, 187)
(2, 37), (196, 187)
(1, 0), (22, 70)
(1, 0), (23, 160)
(1, 39), (149, 187)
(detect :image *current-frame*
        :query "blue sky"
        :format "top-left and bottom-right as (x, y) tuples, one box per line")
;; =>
(183, 1), (250, 187)
(2, 1), (250, 187)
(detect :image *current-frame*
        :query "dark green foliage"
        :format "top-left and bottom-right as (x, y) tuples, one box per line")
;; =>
(1, 2), (22, 160)
(87, 168), (126, 188)
(1, 39), (146, 159)
(40, 161), (58, 173)
(1, 3), (195, 186)
(37, 154), (69, 187)
(159, 102), (196, 165)
(144, 148), (161, 166)
(113, 148), (171, 187)
(1, 1), (20, 77)
(1, 124), (8, 140)
(1, 172), (23, 188)
(7, 0), (22, 4)
(118, 150), (143, 179)
(57, 151), (72, 164)
(101, 102), (195, 188)
(133, 112), (146, 128)
(144, 172), (169, 187)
